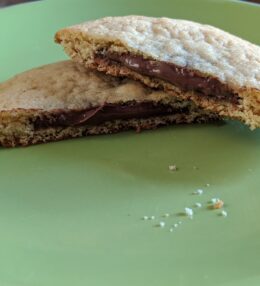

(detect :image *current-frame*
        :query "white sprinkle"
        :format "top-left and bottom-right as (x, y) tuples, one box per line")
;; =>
(174, 223), (179, 228)
(184, 207), (193, 218)
(169, 228), (174, 232)
(150, 216), (155, 220)
(169, 165), (178, 171)
(158, 221), (166, 228)
(143, 216), (149, 220)
(163, 213), (170, 218)
(178, 221), (182, 225)
(195, 202), (202, 208)
(220, 210), (227, 217)
(206, 183), (210, 187)
(193, 189), (204, 195)
(210, 198), (220, 204)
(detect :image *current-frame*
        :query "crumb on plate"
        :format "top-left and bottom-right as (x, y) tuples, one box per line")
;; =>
(195, 202), (202, 208)
(158, 221), (166, 228)
(220, 210), (227, 217)
(184, 207), (193, 218)
(169, 165), (178, 171)
(193, 189), (204, 195)
(213, 199), (224, 209)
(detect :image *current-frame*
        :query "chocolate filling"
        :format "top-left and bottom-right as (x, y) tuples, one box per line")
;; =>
(34, 102), (189, 129)
(95, 53), (239, 104)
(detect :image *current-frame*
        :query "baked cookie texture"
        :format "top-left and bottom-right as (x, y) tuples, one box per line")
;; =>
(0, 61), (218, 147)
(55, 16), (260, 129)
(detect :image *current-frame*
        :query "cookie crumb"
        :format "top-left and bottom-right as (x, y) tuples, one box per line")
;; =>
(163, 213), (170, 218)
(220, 210), (227, 217)
(150, 216), (155, 220)
(213, 199), (224, 209)
(193, 189), (204, 195)
(169, 165), (178, 171)
(195, 202), (202, 208)
(206, 183), (210, 187)
(158, 221), (166, 228)
(169, 228), (174, 232)
(143, 216), (149, 220)
(210, 198), (219, 204)
(173, 223), (178, 228)
(184, 207), (193, 218)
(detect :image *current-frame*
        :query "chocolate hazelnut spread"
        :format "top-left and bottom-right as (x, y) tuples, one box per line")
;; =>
(96, 53), (239, 104)
(34, 102), (187, 129)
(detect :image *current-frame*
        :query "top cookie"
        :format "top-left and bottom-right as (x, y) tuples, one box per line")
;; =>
(55, 16), (260, 91)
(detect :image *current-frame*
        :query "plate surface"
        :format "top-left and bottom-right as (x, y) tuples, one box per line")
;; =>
(0, 0), (260, 285)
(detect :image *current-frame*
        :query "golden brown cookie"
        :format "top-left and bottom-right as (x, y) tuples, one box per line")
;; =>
(55, 16), (260, 129)
(0, 61), (218, 147)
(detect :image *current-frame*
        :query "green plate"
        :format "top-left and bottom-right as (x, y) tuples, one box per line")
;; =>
(0, 0), (259, 285)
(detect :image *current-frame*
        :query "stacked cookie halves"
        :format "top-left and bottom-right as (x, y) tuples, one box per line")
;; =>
(1, 16), (259, 147)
